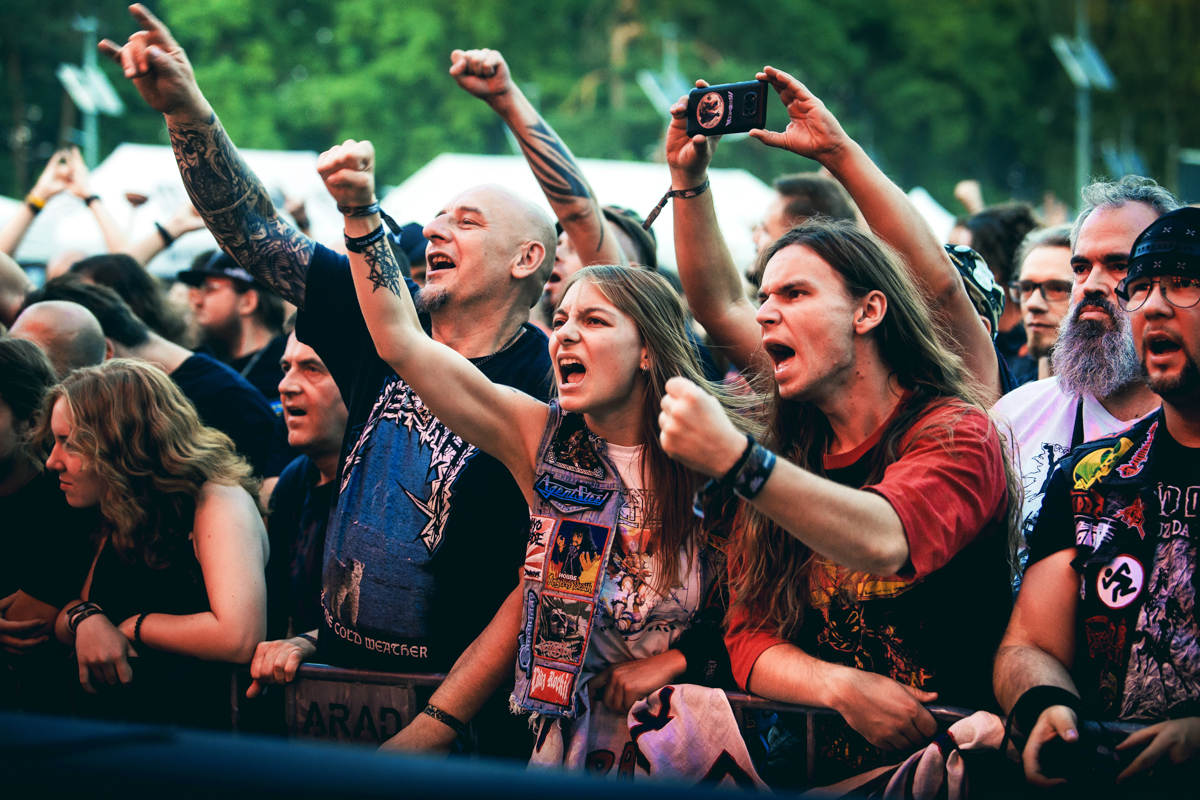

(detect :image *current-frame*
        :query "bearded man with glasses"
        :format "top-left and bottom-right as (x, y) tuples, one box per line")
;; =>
(993, 178), (1180, 585)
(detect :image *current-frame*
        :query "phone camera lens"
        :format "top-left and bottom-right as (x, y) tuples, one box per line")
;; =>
(743, 93), (757, 115)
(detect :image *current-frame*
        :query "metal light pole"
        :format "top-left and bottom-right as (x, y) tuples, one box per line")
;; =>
(1051, 0), (1115, 201)
(75, 16), (99, 167)
(57, 15), (125, 168)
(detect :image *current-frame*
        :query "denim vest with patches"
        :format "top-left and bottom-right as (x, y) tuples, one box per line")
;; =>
(512, 401), (626, 718)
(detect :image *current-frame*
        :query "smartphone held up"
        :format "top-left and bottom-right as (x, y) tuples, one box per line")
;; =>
(685, 80), (768, 138)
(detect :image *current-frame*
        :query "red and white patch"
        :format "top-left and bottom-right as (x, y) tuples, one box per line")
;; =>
(1096, 554), (1145, 609)
(529, 664), (574, 707)
(523, 515), (556, 582)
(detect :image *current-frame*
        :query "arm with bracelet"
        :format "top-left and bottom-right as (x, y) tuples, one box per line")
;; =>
(0, 149), (71, 256)
(64, 147), (127, 253)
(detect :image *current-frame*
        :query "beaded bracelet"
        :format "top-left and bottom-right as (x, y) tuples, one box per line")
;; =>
(134, 611), (151, 646)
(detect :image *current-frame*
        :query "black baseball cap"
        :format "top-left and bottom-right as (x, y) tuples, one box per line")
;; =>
(1126, 206), (1200, 283)
(553, 207), (659, 271)
(176, 251), (259, 288)
(394, 222), (430, 265)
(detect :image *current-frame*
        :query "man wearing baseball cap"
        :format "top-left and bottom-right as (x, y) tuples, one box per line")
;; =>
(177, 250), (288, 404)
(994, 206), (1200, 791)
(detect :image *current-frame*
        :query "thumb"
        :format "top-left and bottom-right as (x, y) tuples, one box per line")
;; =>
(246, 679), (264, 699)
(1043, 705), (1079, 742)
(749, 129), (785, 150)
(902, 684), (939, 704)
(145, 45), (183, 78)
(0, 591), (16, 612)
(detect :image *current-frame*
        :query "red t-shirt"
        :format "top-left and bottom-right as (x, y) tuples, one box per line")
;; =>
(725, 399), (1011, 708)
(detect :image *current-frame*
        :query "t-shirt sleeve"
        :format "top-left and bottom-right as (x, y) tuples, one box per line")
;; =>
(864, 404), (1008, 578)
(1026, 463), (1076, 567)
(723, 602), (788, 691)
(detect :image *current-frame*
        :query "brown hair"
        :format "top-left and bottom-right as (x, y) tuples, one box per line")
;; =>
(0, 337), (57, 465)
(34, 359), (259, 567)
(557, 265), (762, 590)
(731, 221), (1020, 638)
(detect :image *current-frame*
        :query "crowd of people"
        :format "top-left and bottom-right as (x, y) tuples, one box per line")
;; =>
(1, 5), (1197, 795)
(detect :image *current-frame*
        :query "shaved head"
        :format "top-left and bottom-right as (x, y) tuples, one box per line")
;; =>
(9, 300), (107, 378)
(469, 184), (557, 289)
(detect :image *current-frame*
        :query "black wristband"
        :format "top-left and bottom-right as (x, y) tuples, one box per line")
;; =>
(643, 178), (710, 230)
(344, 224), (387, 254)
(296, 633), (318, 647)
(67, 601), (104, 634)
(155, 222), (174, 247)
(422, 703), (465, 733)
(1011, 685), (1081, 738)
(134, 611), (150, 645)
(732, 442), (777, 500)
(83, 194), (101, 206)
(717, 434), (756, 488)
(337, 202), (382, 217)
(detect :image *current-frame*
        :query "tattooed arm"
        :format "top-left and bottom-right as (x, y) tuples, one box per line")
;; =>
(450, 48), (626, 267)
(99, 5), (312, 308)
(316, 139), (550, 497)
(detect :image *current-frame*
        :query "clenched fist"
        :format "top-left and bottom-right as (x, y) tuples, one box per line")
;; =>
(317, 139), (377, 210)
(658, 376), (747, 478)
(449, 49), (515, 105)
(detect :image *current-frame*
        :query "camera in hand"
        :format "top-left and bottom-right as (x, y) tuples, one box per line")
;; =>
(685, 80), (768, 137)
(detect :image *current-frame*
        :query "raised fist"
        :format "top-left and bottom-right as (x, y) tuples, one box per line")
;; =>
(317, 139), (377, 210)
(98, 4), (209, 120)
(658, 376), (746, 478)
(449, 48), (515, 103)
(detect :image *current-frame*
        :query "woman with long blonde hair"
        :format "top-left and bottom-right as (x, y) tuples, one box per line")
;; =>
(45, 359), (268, 727)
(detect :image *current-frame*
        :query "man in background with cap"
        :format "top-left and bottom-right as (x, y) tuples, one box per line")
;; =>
(994, 205), (1200, 790)
(993, 177), (1179, 579)
(177, 250), (288, 405)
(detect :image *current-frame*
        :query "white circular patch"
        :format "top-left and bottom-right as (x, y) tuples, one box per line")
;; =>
(1096, 555), (1145, 609)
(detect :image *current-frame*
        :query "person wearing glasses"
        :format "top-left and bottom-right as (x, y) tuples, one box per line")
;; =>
(994, 206), (1200, 791)
(1008, 224), (1074, 381)
(992, 178), (1178, 586)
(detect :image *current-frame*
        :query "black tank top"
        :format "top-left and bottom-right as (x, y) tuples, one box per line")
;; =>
(87, 535), (210, 623)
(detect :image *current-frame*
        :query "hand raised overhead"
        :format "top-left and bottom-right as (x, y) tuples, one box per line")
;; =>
(749, 66), (850, 165)
(98, 4), (208, 119)
(449, 49), (515, 103)
(666, 81), (720, 187)
(317, 139), (378, 210)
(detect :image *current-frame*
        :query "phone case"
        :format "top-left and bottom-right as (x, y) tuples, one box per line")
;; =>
(685, 80), (769, 137)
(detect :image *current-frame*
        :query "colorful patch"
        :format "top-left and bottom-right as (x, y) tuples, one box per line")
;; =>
(1071, 489), (1104, 519)
(545, 520), (613, 597)
(533, 594), (593, 665)
(1113, 496), (1148, 540)
(1073, 438), (1134, 490)
(545, 414), (606, 479)
(524, 515), (556, 581)
(1115, 421), (1157, 478)
(517, 588), (538, 675)
(535, 473), (611, 514)
(1095, 555), (1144, 609)
(529, 664), (575, 707)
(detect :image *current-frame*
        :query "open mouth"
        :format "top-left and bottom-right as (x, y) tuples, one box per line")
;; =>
(1146, 333), (1182, 357)
(764, 342), (796, 371)
(558, 357), (587, 385)
(284, 405), (307, 417)
(426, 253), (456, 274)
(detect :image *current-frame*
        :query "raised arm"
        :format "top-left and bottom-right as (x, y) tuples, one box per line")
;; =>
(0, 150), (70, 256)
(450, 48), (625, 267)
(316, 140), (548, 492)
(99, 4), (312, 307)
(666, 83), (766, 373)
(750, 67), (1001, 404)
(124, 202), (205, 266)
(64, 148), (127, 253)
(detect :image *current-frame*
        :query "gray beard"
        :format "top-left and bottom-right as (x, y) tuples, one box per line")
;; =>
(1052, 296), (1142, 399)
(414, 284), (450, 314)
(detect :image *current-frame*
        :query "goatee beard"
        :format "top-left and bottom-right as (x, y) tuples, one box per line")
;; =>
(414, 284), (450, 314)
(1053, 293), (1142, 399)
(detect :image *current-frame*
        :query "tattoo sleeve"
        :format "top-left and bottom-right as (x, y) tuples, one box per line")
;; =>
(513, 120), (605, 252)
(361, 236), (406, 298)
(167, 114), (314, 308)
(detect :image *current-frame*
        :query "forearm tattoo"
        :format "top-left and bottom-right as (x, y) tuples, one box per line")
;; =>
(362, 236), (406, 298)
(167, 114), (313, 307)
(514, 120), (605, 251)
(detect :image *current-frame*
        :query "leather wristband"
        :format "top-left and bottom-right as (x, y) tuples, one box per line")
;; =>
(422, 703), (465, 733)
(1010, 685), (1081, 738)
(296, 633), (318, 648)
(67, 601), (104, 634)
(341, 202), (402, 252)
(134, 611), (150, 646)
(83, 194), (101, 206)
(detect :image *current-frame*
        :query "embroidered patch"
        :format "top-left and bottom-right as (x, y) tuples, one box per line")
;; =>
(1113, 497), (1148, 539)
(1074, 438), (1134, 490)
(545, 520), (613, 597)
(524, 515), (556, 581)
(535, 473), (611, 513)
(517, 588), (538, 675)
(1096, 555), (1144, 609)
(1116, 421), (1157, 478)
(545, 413), (606, 479)
(529, 664), (575, 707)
(533, 593), (593, 665)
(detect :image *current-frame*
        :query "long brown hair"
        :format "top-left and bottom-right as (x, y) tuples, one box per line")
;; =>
(557, 265), (762, 591)
(729, 221), (1020, 638)
(35, 359), (259, 567)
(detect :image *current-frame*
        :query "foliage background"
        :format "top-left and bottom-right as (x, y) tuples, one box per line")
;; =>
(1, 0), (1197, 210)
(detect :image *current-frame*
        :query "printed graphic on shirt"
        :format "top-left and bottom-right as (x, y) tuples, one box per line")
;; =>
(1021, 441), (1071, 540)
(529, 664), (575, 707)
(807, 558), (920, 607)
(546, 413), (606, 479)
(546, 521), (613, 597)
(525, 515), (556, 582)
(534, 594), (593, 665)
(1096, 555), (1144, 609)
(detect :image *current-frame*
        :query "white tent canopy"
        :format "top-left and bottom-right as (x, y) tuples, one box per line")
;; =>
(381, 153), (775, 271)
(3, 144), (344, 277)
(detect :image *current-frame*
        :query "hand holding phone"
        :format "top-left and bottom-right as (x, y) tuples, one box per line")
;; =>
(685, 80), (768, 138)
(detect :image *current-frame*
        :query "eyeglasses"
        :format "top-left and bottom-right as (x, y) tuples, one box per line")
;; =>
(1007, 279), (1073, 304)
(1115, 275), (1200, 312)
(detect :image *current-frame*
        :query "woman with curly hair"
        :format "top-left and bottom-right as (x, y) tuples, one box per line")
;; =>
(46, 359), (268, 726)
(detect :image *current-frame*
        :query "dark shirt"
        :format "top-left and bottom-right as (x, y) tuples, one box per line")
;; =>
(171, 353), (292, 478)
(231, 334), (288, 409)
(265, 455), (335, 638)
(0, 470), (97, 608)
(996, 324), (1037, 388)
(296, 243), (554, 672)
